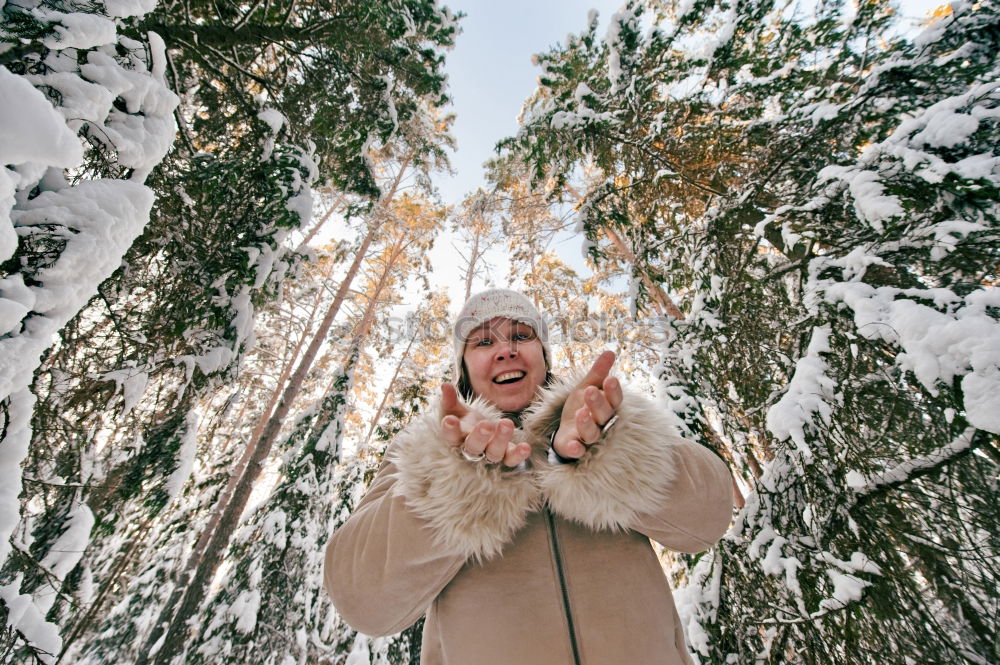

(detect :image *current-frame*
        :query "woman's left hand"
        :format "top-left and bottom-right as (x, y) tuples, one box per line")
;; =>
(552, 351), (624, 460)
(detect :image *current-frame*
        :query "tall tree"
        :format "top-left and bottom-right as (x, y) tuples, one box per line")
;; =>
(182, 191), (446, 664)
(1, 0), (178, 659)
(506, 1), (998, 663)
(2, 0), (458, 661)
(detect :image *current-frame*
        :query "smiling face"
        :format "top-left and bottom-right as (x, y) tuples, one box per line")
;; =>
(462, 317), (547, 413)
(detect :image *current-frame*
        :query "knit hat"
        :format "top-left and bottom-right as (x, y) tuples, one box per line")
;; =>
(453, 289), (551, 388)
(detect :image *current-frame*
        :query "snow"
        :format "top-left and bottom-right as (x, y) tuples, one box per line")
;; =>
(819, 551), (882, 576)
(346, 634), (372, 665)
(848, 428), (976, 495)
(78, 48), (179, 179)
(605, 12), (625, 94)
(0, 274), (36, 336)
(285, 149), (317, 224)
(672, 548), (723, 658)
(819, 569), (871, 610)
(33, 8), (117, 50)
(760, 534), (806, 613)
(102, 0), (158, 18)
(765, 326), (836, 459)
(35, 502), (96, 614)
(228, 589), (261, 633)
(913, 219), (987, 261)
(913, 110), (979, 148)
(261, 510), (288, 549)
(0, 578), (62, 664)
(230, 286), (256, 348)
(816, 166), (904, 230)
(0, 390), (35, 567)
(258, 108), (286, 135)
(163, 409), (200, 502)
(0, 68), (84, 263)
(101, 366), (149, 416)
(77, 563), (95, 605)
(818, 282), (1000, 433)
(0, 180), (155, 399)
(0, 68), (84, 170)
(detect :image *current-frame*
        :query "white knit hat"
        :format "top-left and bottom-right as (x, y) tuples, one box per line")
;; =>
(453, 289), (551, 388)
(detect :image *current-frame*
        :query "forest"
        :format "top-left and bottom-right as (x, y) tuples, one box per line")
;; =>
(0, 0), (997, 663)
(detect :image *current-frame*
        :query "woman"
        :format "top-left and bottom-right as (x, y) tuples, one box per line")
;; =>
(324, 289), (733, 665)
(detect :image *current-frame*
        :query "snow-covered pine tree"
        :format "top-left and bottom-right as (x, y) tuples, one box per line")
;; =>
(187, 209), (449, 663)
(190, 347), (361, 665)
(1, 0), (178, 659)
(132, 108), (456, 664)
(68, 213), (358, 665)
(506, 1), (998, 663)
(3, 0), (458, 662)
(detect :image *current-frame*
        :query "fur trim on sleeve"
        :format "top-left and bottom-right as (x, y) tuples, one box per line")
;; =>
(388, 395), (541, 562)
(522, 372), (681, 532)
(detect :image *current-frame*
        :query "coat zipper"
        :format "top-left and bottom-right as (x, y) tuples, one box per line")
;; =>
(544, 505), (582, 665)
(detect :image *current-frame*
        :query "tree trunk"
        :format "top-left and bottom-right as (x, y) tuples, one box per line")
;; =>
(463, 226), (481, 302)
(362, 329), (418, 448)
(602, 226), (685, 320)
(139, 155), (413, 665)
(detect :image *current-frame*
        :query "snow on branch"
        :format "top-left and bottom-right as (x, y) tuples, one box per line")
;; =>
(846, 427), (978, 498)
(1, 0), (177, 657)
(818, 281), (1000, 434)
(765, 326), (837, 461)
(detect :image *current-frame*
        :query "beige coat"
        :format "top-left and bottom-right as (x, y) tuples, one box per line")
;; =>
(324, 372), (733, 665)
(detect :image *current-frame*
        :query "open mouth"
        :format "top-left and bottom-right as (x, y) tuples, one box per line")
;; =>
(493, 370), (526, 385)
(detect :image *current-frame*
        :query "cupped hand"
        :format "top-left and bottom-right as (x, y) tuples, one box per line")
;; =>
(440, 383), (532, 468)
(552, 351), (624, 460)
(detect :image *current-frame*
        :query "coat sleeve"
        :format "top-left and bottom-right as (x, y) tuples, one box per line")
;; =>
(523, 373), (733, 554)
(323, 396), (540, 636)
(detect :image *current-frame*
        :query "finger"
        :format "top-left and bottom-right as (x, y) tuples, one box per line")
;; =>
(484, 419), (514, 463)
(575, 405), (601, 445)
(440, 383), (469, 418)
(584, 386), (615, 429)
(462, 420), (496, 456)
(441, 414), (465, 447)
(554, 433), (587, 459)
(603, 376), (624, 411)
(578, 350), (616, 389)
(503, 441), (532, 468)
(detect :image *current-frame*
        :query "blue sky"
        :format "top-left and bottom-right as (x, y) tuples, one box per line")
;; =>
(433, 0), (943, 204)
(434, 0), (623, 203)
(421, 0), (945, 308)
(425, 0), (624, 302)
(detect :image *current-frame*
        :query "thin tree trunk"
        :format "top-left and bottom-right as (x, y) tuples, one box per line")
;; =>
(463, 226), (481, 302)
(139, 155), (413, 665)
(296, 192), (346, 251)
(602, 226), (685, 320)
(135, 260), (332, 663)
(362, 329), (418, 448)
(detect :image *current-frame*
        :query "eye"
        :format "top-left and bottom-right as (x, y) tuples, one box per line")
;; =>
(475, 338), (492, 347)
(513, 332), (530, 341)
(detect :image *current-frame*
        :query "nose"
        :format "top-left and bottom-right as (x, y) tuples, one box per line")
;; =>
(494, 339), (519, 360)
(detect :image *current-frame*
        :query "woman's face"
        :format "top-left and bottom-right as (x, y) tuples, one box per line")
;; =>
(463, 317), (546, 413)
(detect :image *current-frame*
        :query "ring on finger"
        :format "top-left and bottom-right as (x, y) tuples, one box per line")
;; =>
(460, 447), (485, 463)
(600, 414), (620, 435)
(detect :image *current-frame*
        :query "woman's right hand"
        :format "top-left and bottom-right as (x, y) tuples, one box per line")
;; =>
(440, 384), (532, 468)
